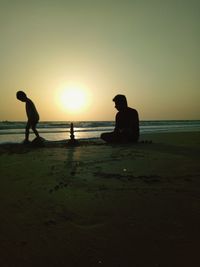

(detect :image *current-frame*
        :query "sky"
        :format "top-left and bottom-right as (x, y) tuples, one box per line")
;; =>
(0, 0), (199, 121)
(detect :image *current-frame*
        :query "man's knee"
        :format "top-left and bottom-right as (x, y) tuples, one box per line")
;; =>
(101, 132), (117, 143)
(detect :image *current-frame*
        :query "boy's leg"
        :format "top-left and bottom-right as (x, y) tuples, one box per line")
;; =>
(25, 121), (31, 141)
(31, 122), (40, 138)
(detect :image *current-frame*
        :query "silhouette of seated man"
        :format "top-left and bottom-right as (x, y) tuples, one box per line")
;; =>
(16, 91), (41, 144)
(101, 94), (139, 143)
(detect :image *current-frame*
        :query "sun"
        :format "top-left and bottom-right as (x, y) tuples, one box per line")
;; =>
(59, 85), (89, 113)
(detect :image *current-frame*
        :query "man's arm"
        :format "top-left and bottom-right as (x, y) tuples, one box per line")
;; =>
(114, 113), (120, 133)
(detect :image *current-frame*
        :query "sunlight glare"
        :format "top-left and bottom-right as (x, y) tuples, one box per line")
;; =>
(59, 85), (89, 113)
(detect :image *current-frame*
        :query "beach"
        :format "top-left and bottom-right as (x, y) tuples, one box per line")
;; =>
(0, 131), (200, 267)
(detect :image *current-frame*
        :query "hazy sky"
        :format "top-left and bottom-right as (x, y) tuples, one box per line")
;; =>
(0, 0), (199, 121)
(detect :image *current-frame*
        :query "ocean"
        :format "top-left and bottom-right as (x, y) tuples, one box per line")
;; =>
(0, 120), (200, 144)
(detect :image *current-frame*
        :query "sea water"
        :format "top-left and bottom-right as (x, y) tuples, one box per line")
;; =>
(0, 120), (200, 144)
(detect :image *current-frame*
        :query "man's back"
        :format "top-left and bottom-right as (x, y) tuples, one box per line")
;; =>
(115, 107), (139, 140)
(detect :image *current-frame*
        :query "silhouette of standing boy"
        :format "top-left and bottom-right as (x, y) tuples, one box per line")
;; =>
(16, 91), (40, 143)
(101, 94), (139, 143)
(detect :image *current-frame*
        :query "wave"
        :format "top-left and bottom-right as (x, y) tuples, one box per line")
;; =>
(0, 120), (200, 144)
(0, 120), (200, 133)
(0, 127), (114, 135)
(0, 121), (115, 130)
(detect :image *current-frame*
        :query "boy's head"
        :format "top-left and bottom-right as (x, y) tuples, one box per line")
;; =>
(16, 91), (27, 102)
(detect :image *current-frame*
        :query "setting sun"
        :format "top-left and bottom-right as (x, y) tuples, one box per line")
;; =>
(58, 85), (90, 113)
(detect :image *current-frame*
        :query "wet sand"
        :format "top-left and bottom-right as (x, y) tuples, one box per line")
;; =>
(0, 131), (200, 267)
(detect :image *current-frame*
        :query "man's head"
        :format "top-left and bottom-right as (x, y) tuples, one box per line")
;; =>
(113, 94), (128, 111)
(16, 91), (27, 102)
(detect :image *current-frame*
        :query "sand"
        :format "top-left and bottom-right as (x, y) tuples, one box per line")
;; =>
(0, 132), (200, 267)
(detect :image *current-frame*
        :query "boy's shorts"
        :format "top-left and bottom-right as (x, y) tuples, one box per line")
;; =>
(27, 119), (39, 128)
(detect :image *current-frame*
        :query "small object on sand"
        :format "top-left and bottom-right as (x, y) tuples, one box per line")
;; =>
(22, 139), (31, 145)
(68, 123), (79, 146)
(31, 136), (45, 147)
(70, 122), (75, 140)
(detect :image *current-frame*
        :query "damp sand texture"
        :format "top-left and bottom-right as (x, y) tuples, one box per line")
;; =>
(0, 132), (200, 267)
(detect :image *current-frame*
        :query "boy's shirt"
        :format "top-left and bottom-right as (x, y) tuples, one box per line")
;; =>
(25, 98), (39, 122)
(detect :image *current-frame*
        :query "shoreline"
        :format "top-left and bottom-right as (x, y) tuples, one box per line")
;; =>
(0, 130), (199, 151)
(0, 131), (200, 266)
(1, 120), (200, 144)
